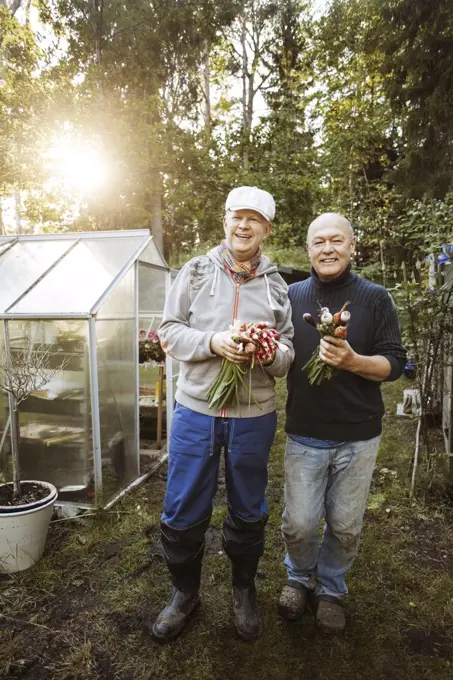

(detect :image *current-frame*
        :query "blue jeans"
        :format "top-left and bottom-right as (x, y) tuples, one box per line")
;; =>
(281, 435), (381, 598)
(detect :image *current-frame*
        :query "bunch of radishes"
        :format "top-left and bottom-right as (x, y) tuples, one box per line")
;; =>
(206, 320), (281, 411)
(302, 302), (351, 385)
(233, 320), (281, 367)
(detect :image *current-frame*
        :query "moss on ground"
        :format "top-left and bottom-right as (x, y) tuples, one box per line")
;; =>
(1, 378), (453, 680)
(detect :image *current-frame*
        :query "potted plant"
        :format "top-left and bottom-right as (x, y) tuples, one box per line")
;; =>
(0, 337), (68, 573)
(138, 328), (166, 365)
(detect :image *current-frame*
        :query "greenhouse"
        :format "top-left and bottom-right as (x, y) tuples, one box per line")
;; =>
(0, 230), (173, 509)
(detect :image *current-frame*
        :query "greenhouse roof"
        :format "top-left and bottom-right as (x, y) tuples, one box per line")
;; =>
(0, 230), (167, 318)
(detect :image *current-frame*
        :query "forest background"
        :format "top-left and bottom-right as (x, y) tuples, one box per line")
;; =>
(2, 0), (453, 280)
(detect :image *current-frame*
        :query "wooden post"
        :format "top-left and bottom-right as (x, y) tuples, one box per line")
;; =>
(156, 364), (164, 450)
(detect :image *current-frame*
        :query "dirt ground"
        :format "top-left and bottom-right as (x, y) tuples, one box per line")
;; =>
(1, 378), (453, 680)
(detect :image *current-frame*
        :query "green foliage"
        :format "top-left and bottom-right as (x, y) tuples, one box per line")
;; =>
(2, 0), (453, 275)
(314, 0), (397, 213)
(264, 243), (310, 270)
(0, 6), (49, 195)
(387, 197), (453, 491)
(369, 0), (453, 199)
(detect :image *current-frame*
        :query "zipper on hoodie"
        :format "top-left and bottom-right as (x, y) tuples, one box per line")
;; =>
(221, 280), (241, 419)
(232, 281), (240, 320)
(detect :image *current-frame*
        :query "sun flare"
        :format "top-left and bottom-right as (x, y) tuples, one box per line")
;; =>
(45, 138), (109, 194)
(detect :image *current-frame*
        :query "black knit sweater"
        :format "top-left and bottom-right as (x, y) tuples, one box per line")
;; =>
(286, 266), (407, 442)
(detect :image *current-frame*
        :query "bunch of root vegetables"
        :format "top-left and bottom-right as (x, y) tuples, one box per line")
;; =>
(302, 302), (351, 385)
(206, 320), (281, 410)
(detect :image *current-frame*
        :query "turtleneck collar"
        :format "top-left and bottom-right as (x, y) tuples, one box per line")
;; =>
(310, 263), (355, 289)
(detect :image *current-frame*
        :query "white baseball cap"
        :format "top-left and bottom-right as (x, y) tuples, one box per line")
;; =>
(225, 186), (275, 222)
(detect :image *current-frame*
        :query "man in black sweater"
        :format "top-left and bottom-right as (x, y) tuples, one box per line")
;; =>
(278, 212), (406, 634)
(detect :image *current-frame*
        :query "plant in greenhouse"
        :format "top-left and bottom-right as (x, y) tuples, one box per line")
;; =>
(0, 340), (69, 502)
(138, 329), (166, 365)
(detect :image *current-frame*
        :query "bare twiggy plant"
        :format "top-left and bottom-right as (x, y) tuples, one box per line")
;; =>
(0, 343), (70, 406)
(0, 340), (70, 498)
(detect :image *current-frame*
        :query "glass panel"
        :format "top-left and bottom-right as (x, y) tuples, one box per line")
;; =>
(139, 239), (167, 267)
(83, 236), (145, 277)
(138, 262), (166, 444)
(9, 238), (140, 315)
(0, 240), (76, 313)
(139, 264), (166, 315)
(138, 305), (168, 450)
(97, 260), (135, 320)
(139, 333), (167, 472)
(96, 268), (138, 505)
(0, 320), (95, 506)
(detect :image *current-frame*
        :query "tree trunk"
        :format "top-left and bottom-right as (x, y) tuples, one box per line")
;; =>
(241, 20), (249, 171)
(0, 1), (23, 16)
(10, 403), (20, 498)
(201, 40), (211, 144)
(379, 237), (386, 287)
(93, 0), (104, 101)
(149, 171), (164, 255)
(14, 188), (21, 233)
(3, 319), (21, 498)
(166, 192), (176, 263)
(0, 196), (5, 235)
(246, 68), (254, 128)
(0, 1), (22, 51)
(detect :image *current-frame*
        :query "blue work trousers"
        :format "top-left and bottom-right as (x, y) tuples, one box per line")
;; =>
(160, 403), (277, 590)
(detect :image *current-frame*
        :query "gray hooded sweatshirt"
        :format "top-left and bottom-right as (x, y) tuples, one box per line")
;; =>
(159, 247), (294, 418)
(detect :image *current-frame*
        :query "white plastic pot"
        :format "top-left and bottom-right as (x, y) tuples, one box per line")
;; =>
(0, 481), (57, 573)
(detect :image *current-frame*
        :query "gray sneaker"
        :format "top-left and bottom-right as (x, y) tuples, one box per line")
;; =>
(152, 588), (200, 641)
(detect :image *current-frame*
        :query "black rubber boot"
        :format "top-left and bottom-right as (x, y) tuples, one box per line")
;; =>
(153, 519), (207, 641)
(152, 588), (200, 641)
(230, 555), (262, 641)
(223, 507), (267, 642)
(232, 584), (262, 641)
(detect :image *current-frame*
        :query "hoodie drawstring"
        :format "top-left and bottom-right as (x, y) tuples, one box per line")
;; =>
(264, 274), (277, 310)
(210, 266), (218, 296)
(210, 260), (277, 311)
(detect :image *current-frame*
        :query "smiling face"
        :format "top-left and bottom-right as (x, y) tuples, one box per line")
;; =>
(307, 213), (355, 281)
(223, 209), (271, 262)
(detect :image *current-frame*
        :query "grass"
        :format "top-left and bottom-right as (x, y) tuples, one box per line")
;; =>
(1, 378), (453, 680)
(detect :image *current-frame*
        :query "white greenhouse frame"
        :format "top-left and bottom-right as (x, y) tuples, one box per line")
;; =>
(0, 230), (174, 510)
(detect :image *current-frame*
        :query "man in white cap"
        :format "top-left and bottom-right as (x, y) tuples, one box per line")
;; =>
(152, 187), (294, 642)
